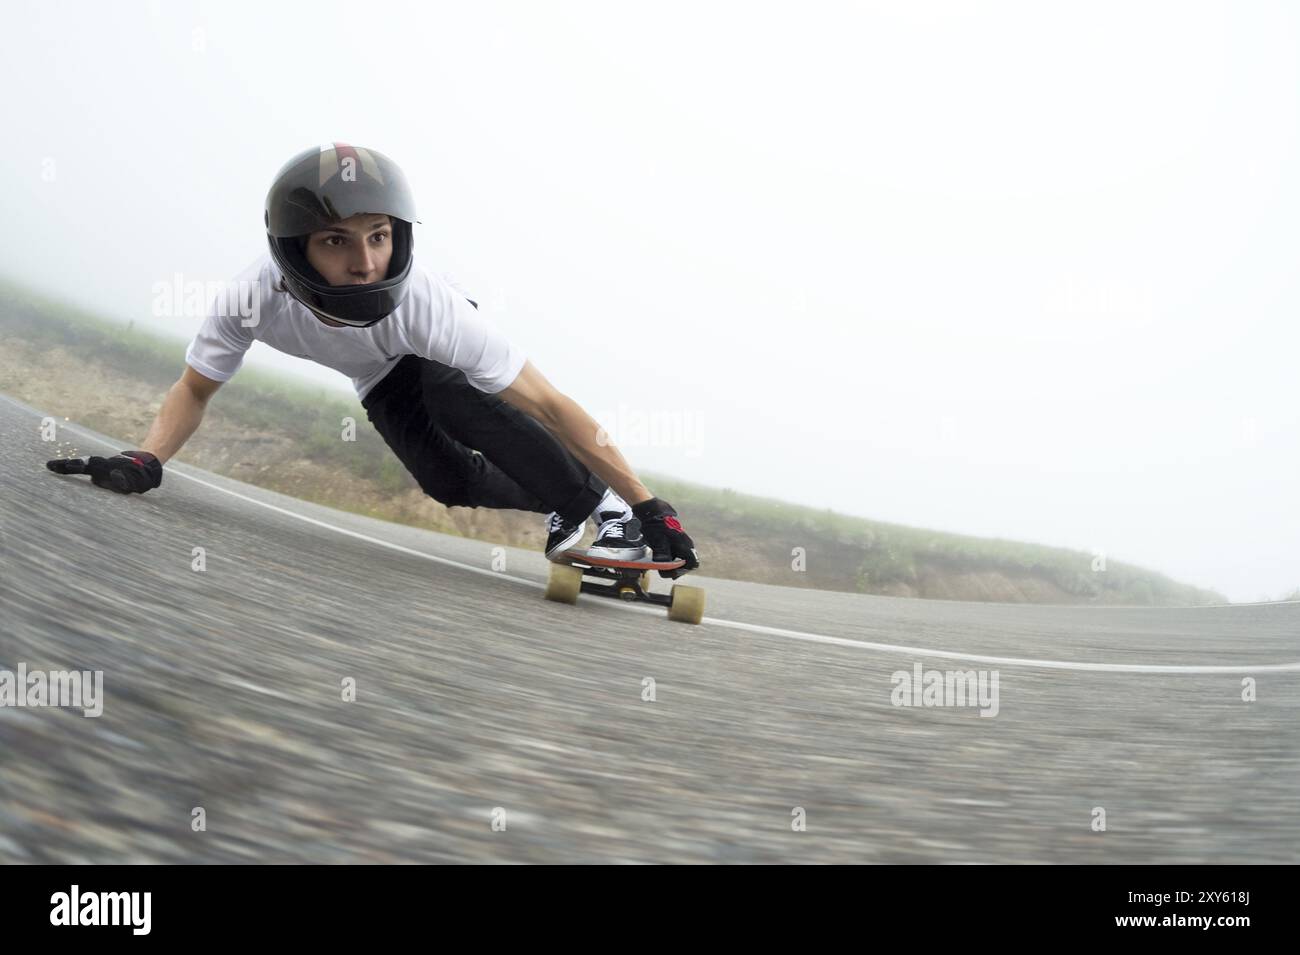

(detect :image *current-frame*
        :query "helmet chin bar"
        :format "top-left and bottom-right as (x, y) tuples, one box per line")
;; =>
(295, 282), (393, 327)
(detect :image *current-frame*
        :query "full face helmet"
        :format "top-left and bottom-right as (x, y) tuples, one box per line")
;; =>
(265, 142), (419, 327)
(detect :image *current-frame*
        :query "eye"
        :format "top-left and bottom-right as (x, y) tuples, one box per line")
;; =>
(371, 231), (389, 244)
(325, 235), (346, 247)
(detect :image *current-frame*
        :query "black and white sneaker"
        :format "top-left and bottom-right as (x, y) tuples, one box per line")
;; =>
(587, 510), (649, 561)
(544, 512), (585, 561)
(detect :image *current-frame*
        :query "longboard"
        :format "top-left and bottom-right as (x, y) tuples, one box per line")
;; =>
(544, 549), (705, 625)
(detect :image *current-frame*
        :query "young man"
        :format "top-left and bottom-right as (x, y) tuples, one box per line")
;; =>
(47, 143), (700, 576)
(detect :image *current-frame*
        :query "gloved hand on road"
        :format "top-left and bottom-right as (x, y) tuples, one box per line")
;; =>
(632, 497), (700, 579)
(46, 450), (163, 494)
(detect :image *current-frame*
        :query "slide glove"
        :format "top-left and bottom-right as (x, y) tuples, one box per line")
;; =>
(631, 496), (700, 579)
(47, 450), (163, 494)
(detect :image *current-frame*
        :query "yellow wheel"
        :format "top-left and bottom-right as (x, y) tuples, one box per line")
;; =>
(638, 572), (652, 592)
(667, 584), (706, 625)
(545, 564), (583, 604)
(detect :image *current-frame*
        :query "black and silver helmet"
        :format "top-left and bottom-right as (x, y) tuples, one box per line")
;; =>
(264, 143), (419, 328)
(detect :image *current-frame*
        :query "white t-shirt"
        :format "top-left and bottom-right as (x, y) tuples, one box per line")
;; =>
(184, 252), (526, 400)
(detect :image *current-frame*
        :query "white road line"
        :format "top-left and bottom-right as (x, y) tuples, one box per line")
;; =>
(17, 397), (1300, 675)
(697, 618), (1300, 673)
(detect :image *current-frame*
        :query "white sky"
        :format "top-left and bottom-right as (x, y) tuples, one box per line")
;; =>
(3, 0), (1297, 602)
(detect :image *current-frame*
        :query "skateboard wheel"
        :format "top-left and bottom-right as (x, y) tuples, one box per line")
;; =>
(618, 585), (636, 601)
(667, 584), (705, 625)
(638, 572), (651, 592)
(545, 563), (583, 604)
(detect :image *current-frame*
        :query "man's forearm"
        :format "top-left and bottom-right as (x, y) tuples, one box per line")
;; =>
(546, 394), (652, 506)
(139, 382), (209, 463)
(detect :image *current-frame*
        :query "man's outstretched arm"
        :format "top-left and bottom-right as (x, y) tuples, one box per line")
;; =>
(139, 366), (225, 463)
(46, 365), (223, 494)
(499, 361), (700, 574)
(498, 360), (651, 506)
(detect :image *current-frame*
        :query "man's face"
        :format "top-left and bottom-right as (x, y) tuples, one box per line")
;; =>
(303, 212), (394, 306)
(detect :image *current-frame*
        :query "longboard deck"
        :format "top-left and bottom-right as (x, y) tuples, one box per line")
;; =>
(557, 549), (685, 572)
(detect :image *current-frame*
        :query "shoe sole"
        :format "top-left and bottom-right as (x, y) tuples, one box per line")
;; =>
(586, 543), (650, 562)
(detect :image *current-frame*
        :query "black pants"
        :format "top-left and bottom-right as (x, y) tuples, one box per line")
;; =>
(360, 356), (606, 524)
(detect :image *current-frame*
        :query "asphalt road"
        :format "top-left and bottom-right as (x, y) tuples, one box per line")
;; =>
(2, 392), (1297, 863)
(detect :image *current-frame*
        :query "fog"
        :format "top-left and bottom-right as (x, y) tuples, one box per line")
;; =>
(3, 0), (1296, 601)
